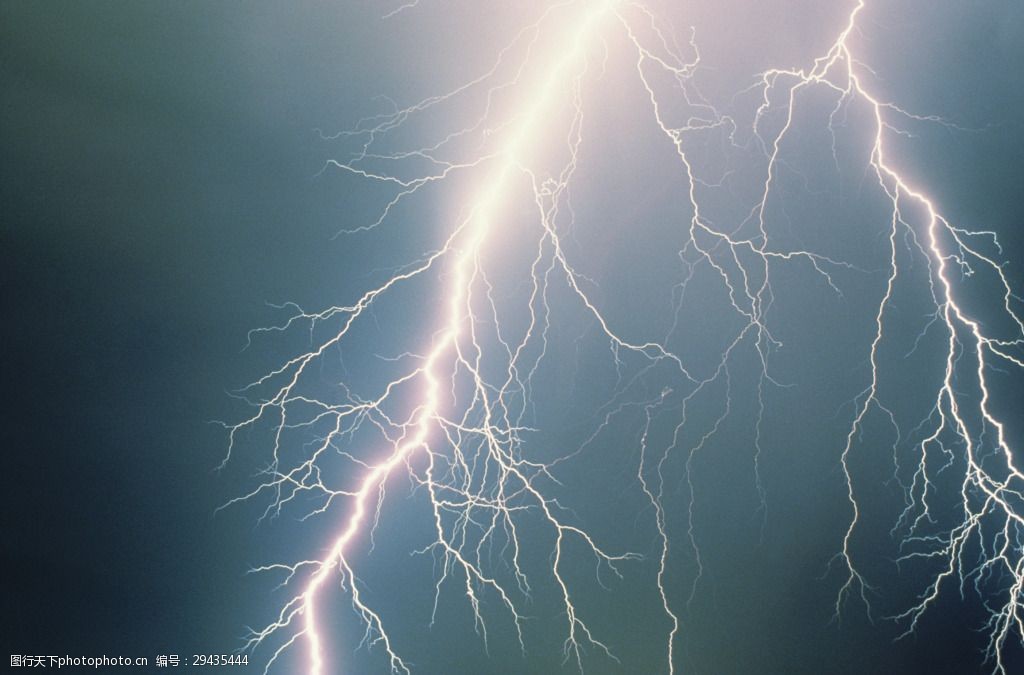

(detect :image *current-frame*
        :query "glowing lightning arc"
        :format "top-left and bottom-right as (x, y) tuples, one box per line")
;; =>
(237, 5), (628, 674)
(298, 7), (621, 674)
(221, 0), (1024, 673)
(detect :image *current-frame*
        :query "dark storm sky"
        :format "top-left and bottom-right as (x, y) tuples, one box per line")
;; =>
(2, 1), (1022, 674)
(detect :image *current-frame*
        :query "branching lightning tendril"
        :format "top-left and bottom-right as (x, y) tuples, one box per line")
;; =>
(221, 1), (1024, 672)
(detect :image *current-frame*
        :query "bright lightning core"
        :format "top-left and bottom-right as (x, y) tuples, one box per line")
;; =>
(221, 1), (1024, 673)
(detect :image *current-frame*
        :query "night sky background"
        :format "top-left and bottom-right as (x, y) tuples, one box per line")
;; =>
(2, 1), (1023, 674)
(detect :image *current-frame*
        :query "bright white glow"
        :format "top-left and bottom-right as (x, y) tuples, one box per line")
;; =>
(223, 1), (1024, 673)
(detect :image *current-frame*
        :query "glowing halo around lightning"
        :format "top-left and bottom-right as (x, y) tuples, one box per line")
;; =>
(220, 1), (1024, 673)
(295, 8), (623, 674)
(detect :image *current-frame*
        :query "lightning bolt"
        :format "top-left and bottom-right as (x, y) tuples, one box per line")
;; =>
(761, 7), (1024, 672)
(221, 1), (1024, 673)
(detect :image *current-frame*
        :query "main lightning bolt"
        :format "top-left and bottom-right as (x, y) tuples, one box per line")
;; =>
(221, 1), (1024, 673)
